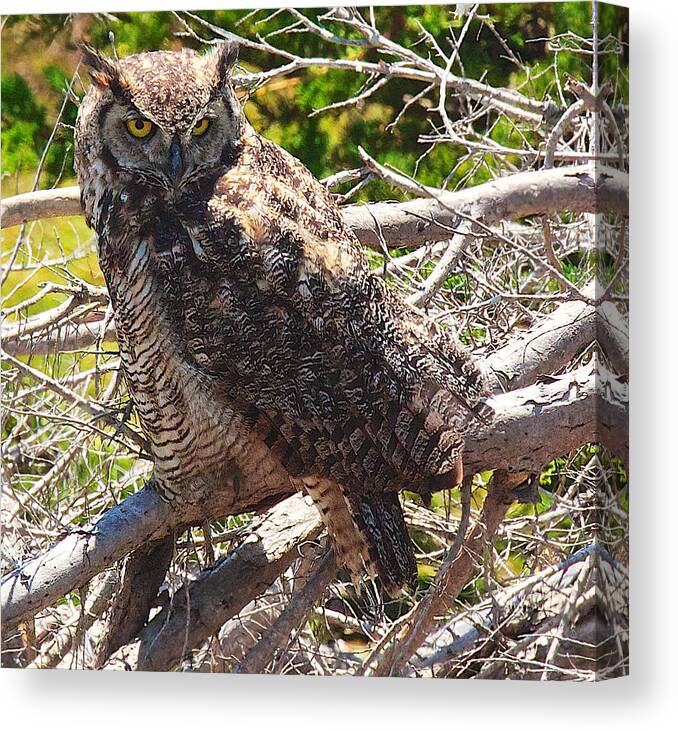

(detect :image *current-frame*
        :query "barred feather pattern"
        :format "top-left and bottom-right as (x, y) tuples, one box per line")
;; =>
(74, 48), (489, 592)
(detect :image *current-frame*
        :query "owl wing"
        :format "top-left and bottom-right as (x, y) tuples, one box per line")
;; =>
(177, 154), (487, 593)
(180, 191), (432, 592)
(179, 166), (487, 495)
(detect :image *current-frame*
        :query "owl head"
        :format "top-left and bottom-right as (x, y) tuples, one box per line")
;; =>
(75, 43), (242, 194)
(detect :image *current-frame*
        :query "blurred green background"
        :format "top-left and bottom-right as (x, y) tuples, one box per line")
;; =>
(1, 4), (628, 197)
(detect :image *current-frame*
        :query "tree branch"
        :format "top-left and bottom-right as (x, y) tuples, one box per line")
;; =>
(1, 319), (117, 356)
(234, 548), (337, 674)
(1, 167), (628, 248)
(0, 473), (295, 633)
(343, 166), (628, 250)
(484, 287), (628, 392)
(92, 534), (175, 668)
(369, 469), (523, 676)
(1, 357), (626, 637)
(1, 187), (82, 230)
(104, 493), (323, 671)
(467, 360), (627, 474)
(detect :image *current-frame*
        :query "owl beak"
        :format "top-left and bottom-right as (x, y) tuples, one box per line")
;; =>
(168, 136), (184, 183)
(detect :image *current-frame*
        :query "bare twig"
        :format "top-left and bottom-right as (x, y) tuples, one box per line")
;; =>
(369, 470), (524, 676)
(235, 548), (336, 674)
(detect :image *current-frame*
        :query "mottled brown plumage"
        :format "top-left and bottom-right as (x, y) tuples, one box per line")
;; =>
(74, 43), (488, 594)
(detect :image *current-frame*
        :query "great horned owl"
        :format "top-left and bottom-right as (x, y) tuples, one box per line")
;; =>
(74, 43), (488, 595)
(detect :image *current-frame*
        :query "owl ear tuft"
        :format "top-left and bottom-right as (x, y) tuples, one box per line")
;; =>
(79, 43), (127, 95)
(207, 41), (239, 88)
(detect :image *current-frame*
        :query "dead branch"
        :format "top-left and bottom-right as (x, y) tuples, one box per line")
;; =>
(0, 187), (81, 230)
(235, 548), (337, 674)
(467, 360), (627, 473)
(104, 493), (323, 671)
(1, 484), (171, 633)
(369, 469), (524, 676)
(343, 166), (628, 250)
(1, 167), (628, 247)
(597, 298), (629, 372)
(181, 8), (550, 125)
(0, 472), (294, 633)
(2, 321), (117, 357)
(485, 285), (628, 391)
(93, 534), (175, 668)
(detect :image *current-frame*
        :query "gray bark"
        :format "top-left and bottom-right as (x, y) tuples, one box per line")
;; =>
(92, 535), (175, 667)
(341, 166), (628, 249)
(1, 167), (628, 248)
(485, 289), (628, 393)
(234, 549), (337, 674)
(105, 493), (323, 671)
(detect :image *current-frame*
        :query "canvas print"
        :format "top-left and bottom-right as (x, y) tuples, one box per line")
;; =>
(1, 3), (628, 679)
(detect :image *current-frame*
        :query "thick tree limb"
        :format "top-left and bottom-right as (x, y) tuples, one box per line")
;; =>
(1, 486), (171, 633)
(0, 474), (295, 633)
(1, 167), (628, 246)
(1, 357), (626, 635)
(597, 298), (629, 374)
(92, 534), (175, 668)
(343, 165), (628, 249)
(486, 298), (593, 392)
(467, 360), (628, 474)
(1, 187), (82, 230)
(485, 289), (628, 392)
(105, 493), (323, 671)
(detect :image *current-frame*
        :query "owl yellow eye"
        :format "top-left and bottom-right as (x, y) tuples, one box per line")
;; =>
(192, 118), (210, 136)
(126, 118), (154, 139)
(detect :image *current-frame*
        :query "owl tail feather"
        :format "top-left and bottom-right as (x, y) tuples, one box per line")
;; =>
(342, 492), (418, 597)
(301, 478), (418, 596)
